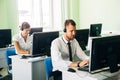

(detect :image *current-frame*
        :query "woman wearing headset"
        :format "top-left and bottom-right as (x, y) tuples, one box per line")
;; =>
(13, 22), (32, 54)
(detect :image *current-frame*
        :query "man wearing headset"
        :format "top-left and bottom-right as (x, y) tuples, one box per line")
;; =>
(51, 19), (89, 80)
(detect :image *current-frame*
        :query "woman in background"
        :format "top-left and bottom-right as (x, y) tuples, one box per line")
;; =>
(13, 22), (32, 54)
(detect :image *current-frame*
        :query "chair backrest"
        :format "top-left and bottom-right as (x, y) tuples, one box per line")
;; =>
(44, 57), (53, 79)
(6, 48), (16, 65)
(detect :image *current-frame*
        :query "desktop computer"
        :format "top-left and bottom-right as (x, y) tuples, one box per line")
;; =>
(89, 23), (102, 37)
(89, 35), (120, 73)
(29, 27), (43, 35)
(32, 31), (59, 57)
(75, 29), (89, 50)
(0, 29), (12, 48)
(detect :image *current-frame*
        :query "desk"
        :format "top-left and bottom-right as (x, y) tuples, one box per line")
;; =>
(62, 67), (120, 80)
(10, 55), (47, 80)
(0, 48), (7, 68)
(0, 47), (14, 68)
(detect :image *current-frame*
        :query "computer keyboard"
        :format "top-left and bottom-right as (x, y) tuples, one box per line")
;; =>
(78, 66), (89, 72)
(29, 54), (47, 58)
(20, 54), (42, 58)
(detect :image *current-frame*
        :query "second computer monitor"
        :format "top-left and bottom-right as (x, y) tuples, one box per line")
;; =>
(89, 23), (102, 37)
(75, 29), (89, 50)
(32, 31), (59, 57)
(29, 27), (43, 35)
(0, 29), (12, 48)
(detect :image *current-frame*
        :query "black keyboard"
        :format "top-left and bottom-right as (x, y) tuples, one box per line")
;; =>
(78, 66), (89, 72)
(29, 54), (47, 58)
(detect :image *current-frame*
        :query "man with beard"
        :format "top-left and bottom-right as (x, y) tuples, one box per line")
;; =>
(51, 19), (89, 80)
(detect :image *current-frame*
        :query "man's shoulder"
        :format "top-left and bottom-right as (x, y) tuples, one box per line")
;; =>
(52, 36), (62, 43)
(73, 38), (78, 42)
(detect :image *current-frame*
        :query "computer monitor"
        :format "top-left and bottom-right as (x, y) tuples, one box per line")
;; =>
(75, 29), (89, 50)
(89, 35), (120, 73)
(89, 23), (102, 37)
(29, 27), (43, 35)
(0, 29), (12, 48)
(32, 31), (59, 57)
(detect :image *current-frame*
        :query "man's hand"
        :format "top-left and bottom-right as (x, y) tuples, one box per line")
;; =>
(79, 59), (89, 68)
(69, 59), (89, 67)
(69, 62), (78, 67)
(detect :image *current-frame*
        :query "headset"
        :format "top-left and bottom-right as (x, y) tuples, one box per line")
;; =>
(63, 26), (66, 32)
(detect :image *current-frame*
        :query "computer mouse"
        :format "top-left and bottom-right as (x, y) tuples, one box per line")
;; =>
(67, 68), (76, 73)
(21, 55), (27, 59)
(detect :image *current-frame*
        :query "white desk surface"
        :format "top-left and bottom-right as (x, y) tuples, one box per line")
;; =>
(9, 55), (47, 62)
(62, 67), (120, 80)
(10, 55), (47, 80)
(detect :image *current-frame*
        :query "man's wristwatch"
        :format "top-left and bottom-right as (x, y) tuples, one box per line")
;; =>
(77, 62), (80, 67)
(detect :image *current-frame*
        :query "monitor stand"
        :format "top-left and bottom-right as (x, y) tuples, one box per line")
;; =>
(107, 54), (119, 73)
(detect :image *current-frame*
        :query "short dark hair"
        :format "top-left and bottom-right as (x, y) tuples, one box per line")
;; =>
(63, 19), (76, 32)
(20, 22), (30, 31)
(64, 19), (76, 27)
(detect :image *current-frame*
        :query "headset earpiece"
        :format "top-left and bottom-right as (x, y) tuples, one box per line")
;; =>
(19, 26), (23, 31)
(63, 28), (66, 32)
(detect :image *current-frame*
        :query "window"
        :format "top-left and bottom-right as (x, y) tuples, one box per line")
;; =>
(18, 0), (31, 25)
(18, 0), (63, 31)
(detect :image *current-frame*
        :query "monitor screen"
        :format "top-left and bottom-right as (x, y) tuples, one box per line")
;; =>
(32, 31), (59, 56)
(29, 27), (43, 35)
(0, 29), (12, 48)
(89, 23), (102, 37)
(90, 35), (120, 73)
(75, 29), (89, 50)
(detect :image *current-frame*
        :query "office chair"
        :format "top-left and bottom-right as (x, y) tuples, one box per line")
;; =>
(44, 57), (53, 80)
(6, 48), (16, 74)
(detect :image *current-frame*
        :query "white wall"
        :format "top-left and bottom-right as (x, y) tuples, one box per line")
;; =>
(80, 0), (120, 34)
